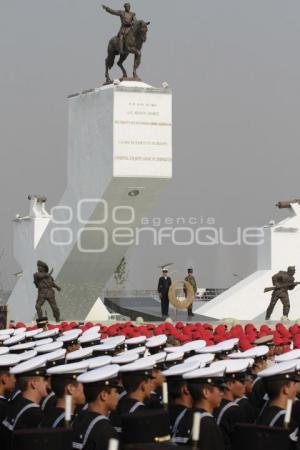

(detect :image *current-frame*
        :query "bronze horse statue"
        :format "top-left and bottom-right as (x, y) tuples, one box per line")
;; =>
(105, 20), (150, 84)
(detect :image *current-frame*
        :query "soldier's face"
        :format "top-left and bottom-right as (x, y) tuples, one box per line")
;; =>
(289, 269), (296, 275)
(124, 4), (130, 12)
(206, 386), (223, 409)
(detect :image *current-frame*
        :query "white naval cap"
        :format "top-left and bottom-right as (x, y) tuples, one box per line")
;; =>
(65, 347), (94, 362)
(42, 348), (66, 365)
(35, 338), (54, 347)
(162, 360), (201, 377)
(183, 366), (225, 385)
(184, 353), (215, 367)
(0, 354), (21, 369)
(25, 328), (43, 338)
(58, 329), (82, 344)
(0, 347), (9, 356)
(211, 359), (253, 382)
(9, 342), (36, 352)
(13, 327), (27, 335)
(34, 328), (59, 339)
(36, 341), (63, 354)
(86, 355), (112, 370)
(4, 333), (26, 346)
(258, 360), (299, 379)
(165, 351), (184, 364)
(126, 346), (146, 355)
(18, 349), (38, 362)
(47, 360), (89, 376)
(214, 339), (239, 353)
(229, 345), (269, 360)
(61, 329), (82, 338)
(125, 336), (147, 347)
(92, 342), (119, 355)
(10, 355), (46, 376)
(119, 356), (156, 373)
(103, 336), (125, 347)
(78, 333), (101, 347)
(81, 326), (101, 336)
(0, 328), (14, 336)
(111, 352), (139, 365)
(197, 344), (224, 354)
(146, 335), (167, 349)
(77, 364), (120, 385)
(275, 349), (300, 363)
(151, 352), (167, 364)
(182, 340), (207, 353)
(165, 346), (184, 353)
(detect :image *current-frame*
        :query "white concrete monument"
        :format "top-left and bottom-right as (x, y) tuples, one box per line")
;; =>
(8, 80), (172, 322)
(195, 201), (300, 321)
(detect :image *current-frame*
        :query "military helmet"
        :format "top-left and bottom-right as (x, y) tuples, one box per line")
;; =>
(124, 2), (131, 8)
(288, 265), (296, 272)
(187, 268), (193, 273)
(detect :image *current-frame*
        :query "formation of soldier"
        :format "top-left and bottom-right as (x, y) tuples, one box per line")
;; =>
(0, 322), (299, 450)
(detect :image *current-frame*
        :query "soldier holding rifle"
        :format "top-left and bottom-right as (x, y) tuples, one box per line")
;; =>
(34, 260), (61, 322)
(264, 266), (299, 320)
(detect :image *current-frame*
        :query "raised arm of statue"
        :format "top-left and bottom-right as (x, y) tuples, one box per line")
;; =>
(102, 5), (122, 17)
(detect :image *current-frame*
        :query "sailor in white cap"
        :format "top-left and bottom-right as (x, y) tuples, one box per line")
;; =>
(72, 365), (120, 450)
(213, 359), (250, 450)
(146, 334), (168, 355)
(162, 361), (199, 434)
(172, 363), (224, 450)
(2, 356), (48, 434)
(229, 345), (269, 422)
(40, 361), (87, 428)
(58, 330), (81, 353)
(256, 361), (299, 435)
(170, 366), (226, 450)
(111, 358), (155, 433)
(0, 355), (20, 423)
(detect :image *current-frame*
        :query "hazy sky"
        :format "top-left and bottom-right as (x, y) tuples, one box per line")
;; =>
(1, 0), (300, 291)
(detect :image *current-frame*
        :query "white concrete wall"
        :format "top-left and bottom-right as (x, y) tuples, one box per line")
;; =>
(195, 203), (300, 320)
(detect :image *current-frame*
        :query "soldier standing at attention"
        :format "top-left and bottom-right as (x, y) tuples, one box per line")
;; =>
(184, 267), (197, 317)
(34, 260), (61, 322)
(265, 266), (297, 320)
(157, 268), (172, 320)
(102, 3), (136, 55)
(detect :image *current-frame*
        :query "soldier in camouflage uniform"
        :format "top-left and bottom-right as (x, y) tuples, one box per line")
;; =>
(184, 268), (197, 317)
(34, 260), (61, 322)
(102, 3), (136, 55)
(265, 266), (296, 320)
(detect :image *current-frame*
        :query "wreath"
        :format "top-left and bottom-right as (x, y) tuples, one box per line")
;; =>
(168, 279), (194, 310)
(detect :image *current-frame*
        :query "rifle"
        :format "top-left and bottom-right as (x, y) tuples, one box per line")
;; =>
(264, 282), (300, 293)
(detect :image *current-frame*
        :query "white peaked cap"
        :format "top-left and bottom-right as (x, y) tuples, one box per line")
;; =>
(77, 364), (120, 384)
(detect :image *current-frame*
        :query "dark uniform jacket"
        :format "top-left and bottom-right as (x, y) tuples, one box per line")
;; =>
(0, 396), (9, 424)
(2, 396), (43, 431)
(235, 396), (257, 423)
(157, 276), (172, 298)
(256, 405), (298, 447)
(72, 411), (119, 450)
(40, 406), (67, 428)
(214, 399), (246, 450)
(40, 391), (57, 413)
(172, 406), (224, 450)
(111, 396), (145, 433)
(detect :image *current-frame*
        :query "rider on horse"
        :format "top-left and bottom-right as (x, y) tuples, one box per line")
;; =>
(102, 3), (137, 55)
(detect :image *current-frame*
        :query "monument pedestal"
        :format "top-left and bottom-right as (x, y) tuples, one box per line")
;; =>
(8, 81), (172, 322)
